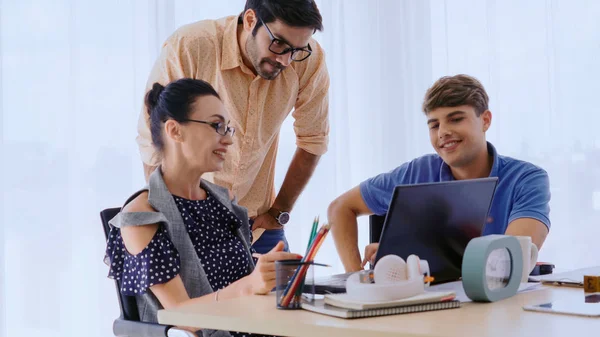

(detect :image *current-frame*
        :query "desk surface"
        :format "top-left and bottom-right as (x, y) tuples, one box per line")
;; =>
(158, 285), (600, 337)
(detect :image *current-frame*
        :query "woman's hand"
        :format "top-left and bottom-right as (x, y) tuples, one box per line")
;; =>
(248, 241), (302, 294)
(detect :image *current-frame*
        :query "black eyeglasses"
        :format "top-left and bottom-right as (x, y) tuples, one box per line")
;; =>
(259, 17), (312, 62)
(182, 119), (235, 137)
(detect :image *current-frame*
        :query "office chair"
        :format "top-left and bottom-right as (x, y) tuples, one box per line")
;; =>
(101, 208), (195, 337)
(368, 214), (386, 244)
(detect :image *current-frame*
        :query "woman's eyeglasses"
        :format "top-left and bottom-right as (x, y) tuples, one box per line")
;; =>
(182, 119), (235, 137)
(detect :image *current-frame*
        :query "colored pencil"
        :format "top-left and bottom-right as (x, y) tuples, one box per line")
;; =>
(280, 224), (330, 307)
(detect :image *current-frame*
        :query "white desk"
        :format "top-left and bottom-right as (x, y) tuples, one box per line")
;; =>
(158, 285), (600, 337)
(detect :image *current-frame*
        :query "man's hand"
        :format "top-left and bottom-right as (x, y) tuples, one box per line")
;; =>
(361, 243), (379, 268)
(252, 213), (283, 231)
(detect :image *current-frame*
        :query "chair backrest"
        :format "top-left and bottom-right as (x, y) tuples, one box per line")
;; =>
(100, 207), (142, 322)
(369, 214), (386, 244)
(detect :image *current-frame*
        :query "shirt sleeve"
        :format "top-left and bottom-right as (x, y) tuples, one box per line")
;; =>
(136, 32), (214, 166)
(105, 224), (181, 296)
(359, 162), (410, 215)
(292, 40), (330, 156)
(508, 168), (551, 230)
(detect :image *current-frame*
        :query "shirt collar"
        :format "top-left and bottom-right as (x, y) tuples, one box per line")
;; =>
(220, 15), (245, 71)
(439, 142), (499, 181)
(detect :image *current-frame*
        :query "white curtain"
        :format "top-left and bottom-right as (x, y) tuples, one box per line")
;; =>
(2, 1), (599, 336)
(1, 1), (246, 336)
(425, 0), (600, 270)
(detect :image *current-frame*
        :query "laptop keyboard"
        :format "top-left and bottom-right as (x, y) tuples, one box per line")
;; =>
(306, 272), (354, 294)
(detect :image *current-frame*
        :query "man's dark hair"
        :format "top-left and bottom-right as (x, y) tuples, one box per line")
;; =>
(243, 0), (323, 36)
(422, 74), (489, 116)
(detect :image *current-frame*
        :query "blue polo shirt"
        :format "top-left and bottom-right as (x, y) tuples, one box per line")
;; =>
(359, 142), (551, 234)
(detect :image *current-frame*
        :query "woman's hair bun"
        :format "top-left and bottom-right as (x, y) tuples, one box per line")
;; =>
(145, 82), (165, 113)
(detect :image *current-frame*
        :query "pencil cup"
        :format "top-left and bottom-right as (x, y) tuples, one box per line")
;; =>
(275, 259), (316, 310)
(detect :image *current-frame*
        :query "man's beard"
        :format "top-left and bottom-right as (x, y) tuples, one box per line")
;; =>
(246, 38), (285, 80)
(257, 58), (285, 80)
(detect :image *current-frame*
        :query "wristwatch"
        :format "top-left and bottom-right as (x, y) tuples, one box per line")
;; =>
(268, 208), (290, 225)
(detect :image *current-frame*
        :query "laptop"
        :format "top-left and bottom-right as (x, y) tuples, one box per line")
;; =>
(312, 177), (499, 293)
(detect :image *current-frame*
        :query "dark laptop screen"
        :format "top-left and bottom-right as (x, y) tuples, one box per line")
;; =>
(374, 177), (498, 284)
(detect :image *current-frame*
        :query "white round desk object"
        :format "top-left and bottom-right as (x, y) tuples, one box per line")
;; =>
(374, 254), (407, 284)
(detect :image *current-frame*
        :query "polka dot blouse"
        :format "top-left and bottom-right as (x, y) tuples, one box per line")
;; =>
(106, 190), (252, 294)
(106, 191), (271, 337)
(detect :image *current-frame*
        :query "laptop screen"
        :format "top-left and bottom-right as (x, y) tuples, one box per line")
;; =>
(374, 177), (498, 284)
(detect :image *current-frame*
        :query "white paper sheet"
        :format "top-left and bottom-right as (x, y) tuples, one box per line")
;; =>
(529, 266), (600, 286)
(428, 281), (542, 302)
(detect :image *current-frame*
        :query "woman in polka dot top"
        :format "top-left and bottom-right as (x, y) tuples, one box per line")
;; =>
(104, 79), (302, 337)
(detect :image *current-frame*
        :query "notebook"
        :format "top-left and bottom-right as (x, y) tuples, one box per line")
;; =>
(323, 290), (457, 310)
(301, 299), (461, 319)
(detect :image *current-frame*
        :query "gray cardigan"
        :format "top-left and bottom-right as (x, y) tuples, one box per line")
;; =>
(109, 168), (255, 337)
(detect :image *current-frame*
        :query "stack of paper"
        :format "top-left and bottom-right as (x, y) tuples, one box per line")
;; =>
(429, 280), (542, 302)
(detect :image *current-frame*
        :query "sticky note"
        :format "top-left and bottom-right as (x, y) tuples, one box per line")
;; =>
(584, 275), (600, 293)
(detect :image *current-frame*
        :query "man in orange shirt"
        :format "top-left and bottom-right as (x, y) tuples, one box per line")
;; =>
(136, 0), (330, 253)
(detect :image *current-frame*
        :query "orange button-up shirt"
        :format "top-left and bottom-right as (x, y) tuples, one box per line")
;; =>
(137, 15), (330, 217)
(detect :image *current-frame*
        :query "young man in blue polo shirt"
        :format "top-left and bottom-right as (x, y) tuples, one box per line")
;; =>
(328, 74), (551, 272)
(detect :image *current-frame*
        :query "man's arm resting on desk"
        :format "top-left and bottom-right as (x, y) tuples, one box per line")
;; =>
(505, 217), (549, 249)
(328, 186), (373, 272)
(506, 168), (550, 249)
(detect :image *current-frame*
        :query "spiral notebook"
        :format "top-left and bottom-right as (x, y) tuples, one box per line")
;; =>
(301, 299), (461, 319)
